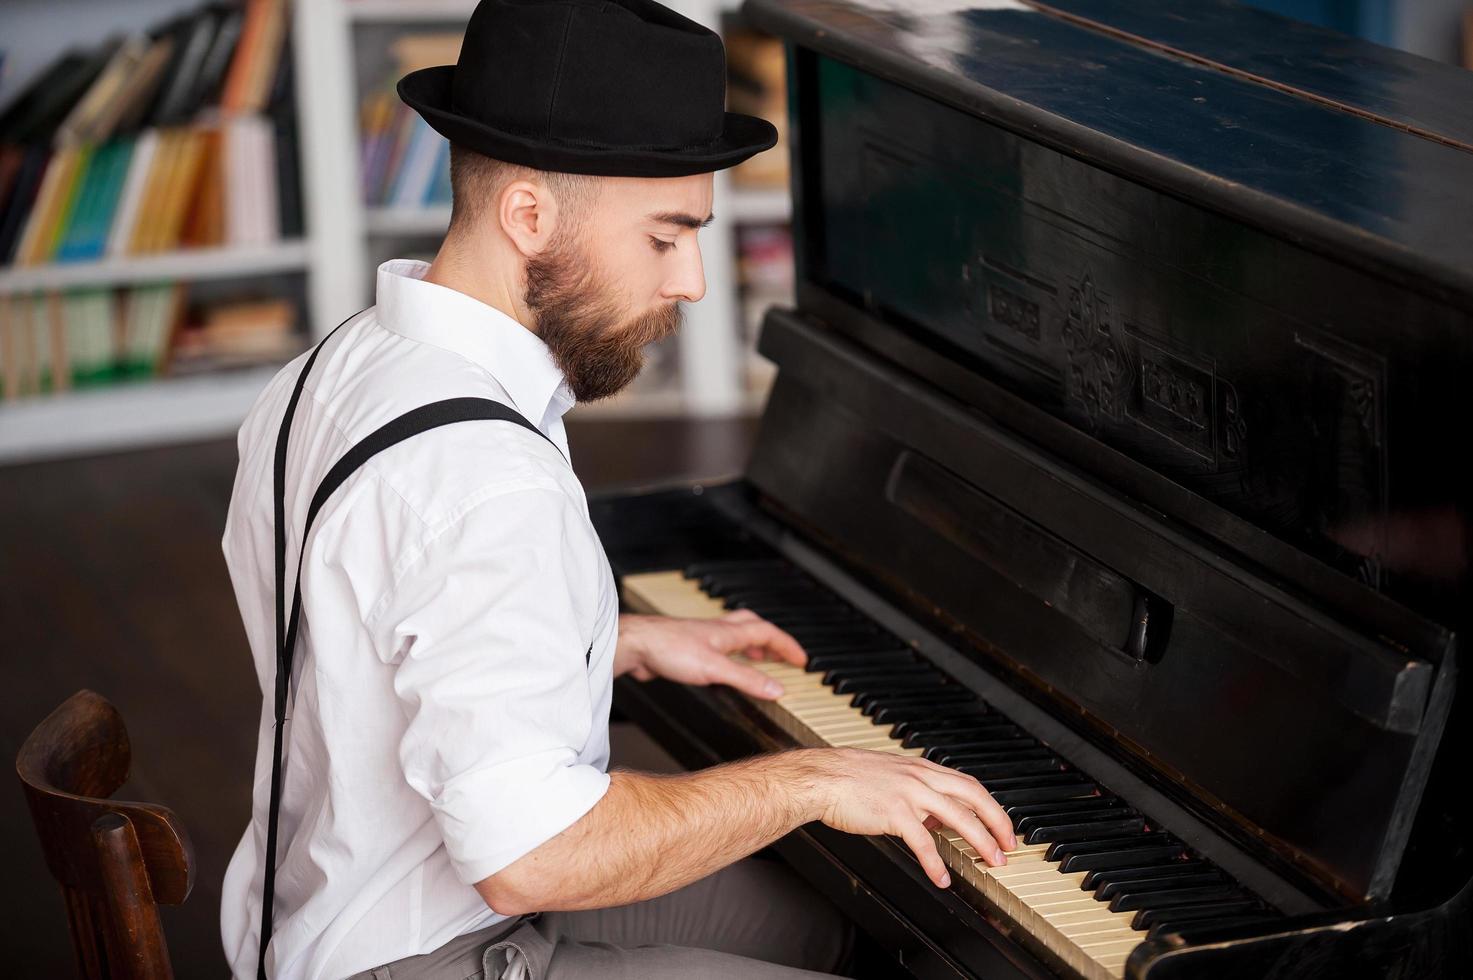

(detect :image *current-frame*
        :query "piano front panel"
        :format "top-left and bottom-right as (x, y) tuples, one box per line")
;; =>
(793, 50), (1472, 625)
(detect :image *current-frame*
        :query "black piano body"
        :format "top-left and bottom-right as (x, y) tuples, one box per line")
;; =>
(589, 1), (1473, 976)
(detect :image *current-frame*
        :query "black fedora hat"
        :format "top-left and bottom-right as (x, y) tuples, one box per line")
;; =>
(398, 0), (779, 178)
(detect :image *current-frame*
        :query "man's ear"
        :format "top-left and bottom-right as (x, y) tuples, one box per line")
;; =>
(497, 178), (558, 258)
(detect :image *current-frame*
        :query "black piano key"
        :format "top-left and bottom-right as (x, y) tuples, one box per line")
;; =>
(1024, 815), (1146, 845)
(1060, 846), (1188, 874)
(748, 605), (864, 621)
(868, 697), (982, 724)
(830, 666), (942, 686)
(830, 660), (942, 683)
(938, 746), (1054, 770)
(1147, 913), (1279, 942)
(825, 666), (943, 689)
(718, 586), (833, 604)
(1053, 836), (1186, 873)
(1008, 797), (1128, 823)
(992, 788), (1099, 807)
(907, 726), (1019, 750)
(782, 627), (890, 645)
(845, 677), (955, 702)
(854, 686), (978, 710)
(925, 739), (1041, 765)
(1013, 801), (1133, 833)
(1132, 899), (1263, 931)
(957, 757), (1065, 781)
(793, 640), (899, 659)
(1048, 832), (1175, 862)
(1094, 871), (1226, 901)
(1081, 860), (1214, 891)
(696, 575), (815, 595)
(1108, 884), (1243, 914)
(986, 776), (1098, 805)
(892, 717), (1006, 742)
(685, 559), (793, 578)
(805, 651), (919, 673)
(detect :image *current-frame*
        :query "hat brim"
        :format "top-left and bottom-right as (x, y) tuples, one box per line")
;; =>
(398, 65), (779, 178)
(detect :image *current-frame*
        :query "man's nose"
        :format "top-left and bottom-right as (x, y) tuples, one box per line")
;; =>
(664, 243), (706, 304)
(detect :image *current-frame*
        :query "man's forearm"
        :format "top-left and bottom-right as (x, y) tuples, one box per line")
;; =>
(477, 750), (825, 915)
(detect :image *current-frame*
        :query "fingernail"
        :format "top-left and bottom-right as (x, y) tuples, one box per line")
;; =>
(1008, 834), (1018, 850)
(994, 849), (1006, 865)
(939, 872), (951, 887)
(764, 680), (782, 697)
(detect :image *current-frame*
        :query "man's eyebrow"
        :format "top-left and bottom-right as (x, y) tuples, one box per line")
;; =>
(647, 211), (715, 229)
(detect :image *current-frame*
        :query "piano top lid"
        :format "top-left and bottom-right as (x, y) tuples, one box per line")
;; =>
(742, 0), (1473, 305)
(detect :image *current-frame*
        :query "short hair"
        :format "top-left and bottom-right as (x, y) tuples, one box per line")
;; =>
(447, 142), (599, 241)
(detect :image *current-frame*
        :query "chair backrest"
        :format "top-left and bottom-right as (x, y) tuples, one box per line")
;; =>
(16, 690), (195, 980)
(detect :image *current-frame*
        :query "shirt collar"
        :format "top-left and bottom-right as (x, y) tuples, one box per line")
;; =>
(374, 258), (575, 427)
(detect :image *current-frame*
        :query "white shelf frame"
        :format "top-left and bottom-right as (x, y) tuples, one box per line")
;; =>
(0, 241), (311, 294)
(0, 366), (281, 464)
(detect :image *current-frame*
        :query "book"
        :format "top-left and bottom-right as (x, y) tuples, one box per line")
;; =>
(195, 5), (246, 110)
(267, 36), (303, 238)
(14, 146), (81, 264)
(0, 43), (120, 145)
(147, 6), (227, 127)
(54, 36), (149, 147)
(389, 118), (443, 208)
(106, 129), (160, 256)
(0, 147), (51, 264)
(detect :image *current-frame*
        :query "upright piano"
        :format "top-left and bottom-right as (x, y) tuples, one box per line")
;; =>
(589, 1), (1473, 976)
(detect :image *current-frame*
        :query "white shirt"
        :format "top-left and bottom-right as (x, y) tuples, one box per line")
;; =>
(220, 259), (617, 980)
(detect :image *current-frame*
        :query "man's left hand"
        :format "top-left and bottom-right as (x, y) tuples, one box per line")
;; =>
(614, 610), (807, 700)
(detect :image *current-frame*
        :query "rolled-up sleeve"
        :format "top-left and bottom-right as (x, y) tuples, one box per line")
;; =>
(375, 482), (611, 884)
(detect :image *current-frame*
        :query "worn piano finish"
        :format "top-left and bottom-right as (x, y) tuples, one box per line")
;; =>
(590, 1), (1472, 977)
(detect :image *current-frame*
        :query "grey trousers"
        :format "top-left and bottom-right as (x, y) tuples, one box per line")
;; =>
(350, 857), (853, 979)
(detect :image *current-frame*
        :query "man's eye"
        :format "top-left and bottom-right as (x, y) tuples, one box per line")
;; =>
(650, 237), (675, 253)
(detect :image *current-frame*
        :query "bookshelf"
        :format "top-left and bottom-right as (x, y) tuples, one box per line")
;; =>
(0, 240), (310, 294)
(0, 0), (792, 464)
(0, 0), (334, 464)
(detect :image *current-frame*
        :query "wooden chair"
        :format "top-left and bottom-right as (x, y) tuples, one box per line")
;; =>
(16, 690), (195, 980)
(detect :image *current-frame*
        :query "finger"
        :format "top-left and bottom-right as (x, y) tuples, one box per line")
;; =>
(720, 608), (760, 623)
(927, 793), (1004, 867)
(710, 654), (785, 699)
(916, 765), (1017, 850)
(897, 818), (951, 888)
(724, 619), (807, 667)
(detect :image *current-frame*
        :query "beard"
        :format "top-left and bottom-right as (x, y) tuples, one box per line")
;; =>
(524, 235), (683, 403)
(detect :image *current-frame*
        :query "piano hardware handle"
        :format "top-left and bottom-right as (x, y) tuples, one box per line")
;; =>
(887, 450), (1173, 665)
(1125, 590), (1173, 665)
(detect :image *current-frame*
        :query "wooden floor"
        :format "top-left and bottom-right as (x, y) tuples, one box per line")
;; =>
(0, 417), (756, 978)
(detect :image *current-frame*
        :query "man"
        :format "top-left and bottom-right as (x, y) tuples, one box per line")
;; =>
(220, 1), (1014, 977)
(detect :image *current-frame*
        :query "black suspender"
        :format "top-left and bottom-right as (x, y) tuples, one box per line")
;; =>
(256, 319), (560, 978)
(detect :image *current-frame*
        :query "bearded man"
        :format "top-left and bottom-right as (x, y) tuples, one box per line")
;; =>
(219, 1), (1014, 978)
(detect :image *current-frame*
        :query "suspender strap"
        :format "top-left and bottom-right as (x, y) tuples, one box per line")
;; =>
(257, 322), (559, 978)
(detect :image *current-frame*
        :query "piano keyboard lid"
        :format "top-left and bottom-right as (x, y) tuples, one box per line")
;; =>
(743, 0), (1473, 305)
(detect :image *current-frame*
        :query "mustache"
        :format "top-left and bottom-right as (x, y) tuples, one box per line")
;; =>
(622, 301), (683, 348)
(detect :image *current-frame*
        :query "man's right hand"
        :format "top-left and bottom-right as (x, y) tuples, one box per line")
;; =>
(793, 747), (1017, 889)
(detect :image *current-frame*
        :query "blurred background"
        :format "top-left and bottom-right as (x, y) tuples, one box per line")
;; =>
(0, 0), (1468, 975)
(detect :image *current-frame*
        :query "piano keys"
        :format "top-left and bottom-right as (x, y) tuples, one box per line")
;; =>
(592, 0), (1473, 976)
(622, 564), (1283, 980)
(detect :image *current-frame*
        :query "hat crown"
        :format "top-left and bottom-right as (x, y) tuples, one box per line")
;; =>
(450, 0), (728, 151)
